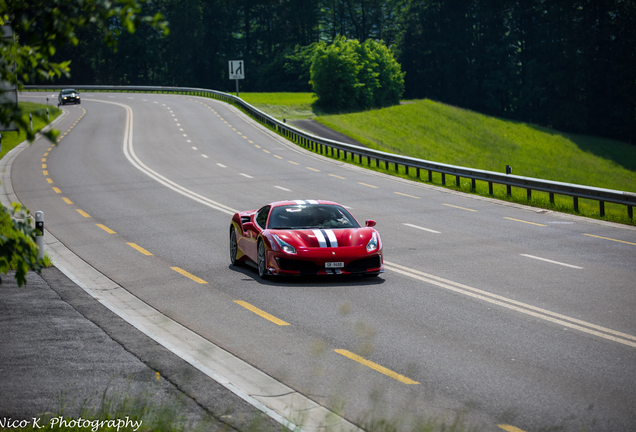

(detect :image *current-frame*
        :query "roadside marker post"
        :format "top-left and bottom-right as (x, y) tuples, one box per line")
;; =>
(35, 211), (44, 260)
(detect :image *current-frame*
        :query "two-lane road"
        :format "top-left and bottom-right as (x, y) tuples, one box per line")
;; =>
(13, 92), (636, 431)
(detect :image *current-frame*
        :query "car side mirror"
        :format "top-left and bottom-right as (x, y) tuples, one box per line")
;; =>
(365, 220), (376, 227)
(242, 221), (255, 231)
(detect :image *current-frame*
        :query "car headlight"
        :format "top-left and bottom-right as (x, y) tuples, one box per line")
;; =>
(273, 234), (296, 254)
(366, 232), (378, 252)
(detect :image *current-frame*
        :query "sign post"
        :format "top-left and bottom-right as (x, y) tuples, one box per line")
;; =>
(228, 60), (245, 97)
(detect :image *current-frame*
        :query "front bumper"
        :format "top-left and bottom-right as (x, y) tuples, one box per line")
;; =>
(268, 247), (384, 276)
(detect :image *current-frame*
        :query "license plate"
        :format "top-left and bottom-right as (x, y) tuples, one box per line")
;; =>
(325, 262), (344, 268)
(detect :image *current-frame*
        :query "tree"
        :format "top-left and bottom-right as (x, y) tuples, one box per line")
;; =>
(0, 0), (167, 285)
(310, 36), (404, 111)
(1, 0), (167, 140)
(0, 204), (41, 287)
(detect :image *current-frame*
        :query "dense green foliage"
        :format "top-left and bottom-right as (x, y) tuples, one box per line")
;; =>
(0, 203), (42, 286)
(1, 0), (167, 142)
(42, 0), (635, 143)
(310, 36), (404, 111)
(396, 0), (636, 144)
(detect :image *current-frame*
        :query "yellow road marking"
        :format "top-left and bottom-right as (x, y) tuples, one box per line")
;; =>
(43, 170), (48, 175)
(46, 178), (53, 184)
(358, 182), (379, 188)
(128, 243), (153, 256)
(498, 425), (526, 432)
(394, 191), (420, 199)
(96, 224), (116, 234)
(234, 300), (290, 326)
(76, 209), (91, 217)
(44, 152), (49, 156)
(263, 149), (271, 154)
(306, 167), (320, 172)
(335, 349), (419, 384)
(443, 203), (477, 212)
(42, 158), (46, 162)
(288, 161), (299, 165)
(52, 187), (61, 193)
(583, 233), (636, 246)
(255, 144), (261, 148)
(249, 140), (254, 143)
(171, 267), (208, 284)
(62, 198), (73, 204)
(384, 261), (636, 348)
(504, 217), (546, 227)
(274, 155), (283, 159)
(329, 174), (346, 179)
(42, 164), (47, 169)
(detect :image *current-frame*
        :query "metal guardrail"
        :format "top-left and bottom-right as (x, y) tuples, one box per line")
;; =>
(25, 84), (636, 220)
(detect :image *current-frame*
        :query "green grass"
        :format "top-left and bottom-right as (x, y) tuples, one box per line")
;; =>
(304, 99), (635, 225)
(0, 102), (61, 160)
(240, 92), (320, 120)
(315, 100), (636, 192)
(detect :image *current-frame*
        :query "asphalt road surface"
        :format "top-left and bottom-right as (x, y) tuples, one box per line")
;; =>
(12, 92), (636, 431)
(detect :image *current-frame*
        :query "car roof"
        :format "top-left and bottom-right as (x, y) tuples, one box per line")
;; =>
(61, 89), (77, 92)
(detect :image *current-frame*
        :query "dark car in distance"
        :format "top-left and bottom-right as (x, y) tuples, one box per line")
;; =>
(58, 89), (81, 105)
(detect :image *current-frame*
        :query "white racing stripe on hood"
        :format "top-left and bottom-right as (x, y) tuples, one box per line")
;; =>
(323, 229), (338, 247)
(312, 229), (338, 248)
(312, 229), (328, 247)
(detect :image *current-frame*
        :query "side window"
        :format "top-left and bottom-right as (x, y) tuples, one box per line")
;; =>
(255, 206), (271, 229)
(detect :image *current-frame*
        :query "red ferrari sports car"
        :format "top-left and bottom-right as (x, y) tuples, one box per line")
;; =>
(230, 200), (384, 278)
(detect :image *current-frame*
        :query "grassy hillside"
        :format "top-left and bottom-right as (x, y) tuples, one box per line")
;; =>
(241, 92), (318, 120)
(239, 93), (636, 223)
(315, 99), (636, 194)
(242, 93), (635, 193)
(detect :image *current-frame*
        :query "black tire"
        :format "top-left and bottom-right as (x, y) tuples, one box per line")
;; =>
(229, 227), (242, 266)
(257, 241), (269, 279)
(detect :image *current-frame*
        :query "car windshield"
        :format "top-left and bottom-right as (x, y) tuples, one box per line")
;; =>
(62, 90), (77, 95)
(268, 204), (360, 229)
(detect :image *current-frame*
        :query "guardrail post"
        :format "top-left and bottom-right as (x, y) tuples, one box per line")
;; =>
(549, 193), (555, 204)
(29, 114), (33, 131)
(416, 167), (420, 179)
(599, 201), (605, 217)
(428, 170), (433, 182)
(527, 189), (532, 200)
(35, 211), (44, 260)
(488, 182), (493, 195)
(573, 196), (579, 212)
(629, 205), (633, 219)
(471, 178), (476, 191)
(456, 176), (460, 187)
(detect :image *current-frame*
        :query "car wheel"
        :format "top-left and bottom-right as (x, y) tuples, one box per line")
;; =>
(229, 227), (242, 266)
(257, 241), (269, 279)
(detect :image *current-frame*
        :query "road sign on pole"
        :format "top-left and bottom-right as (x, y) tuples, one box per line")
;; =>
(229, 60), (244, 97)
